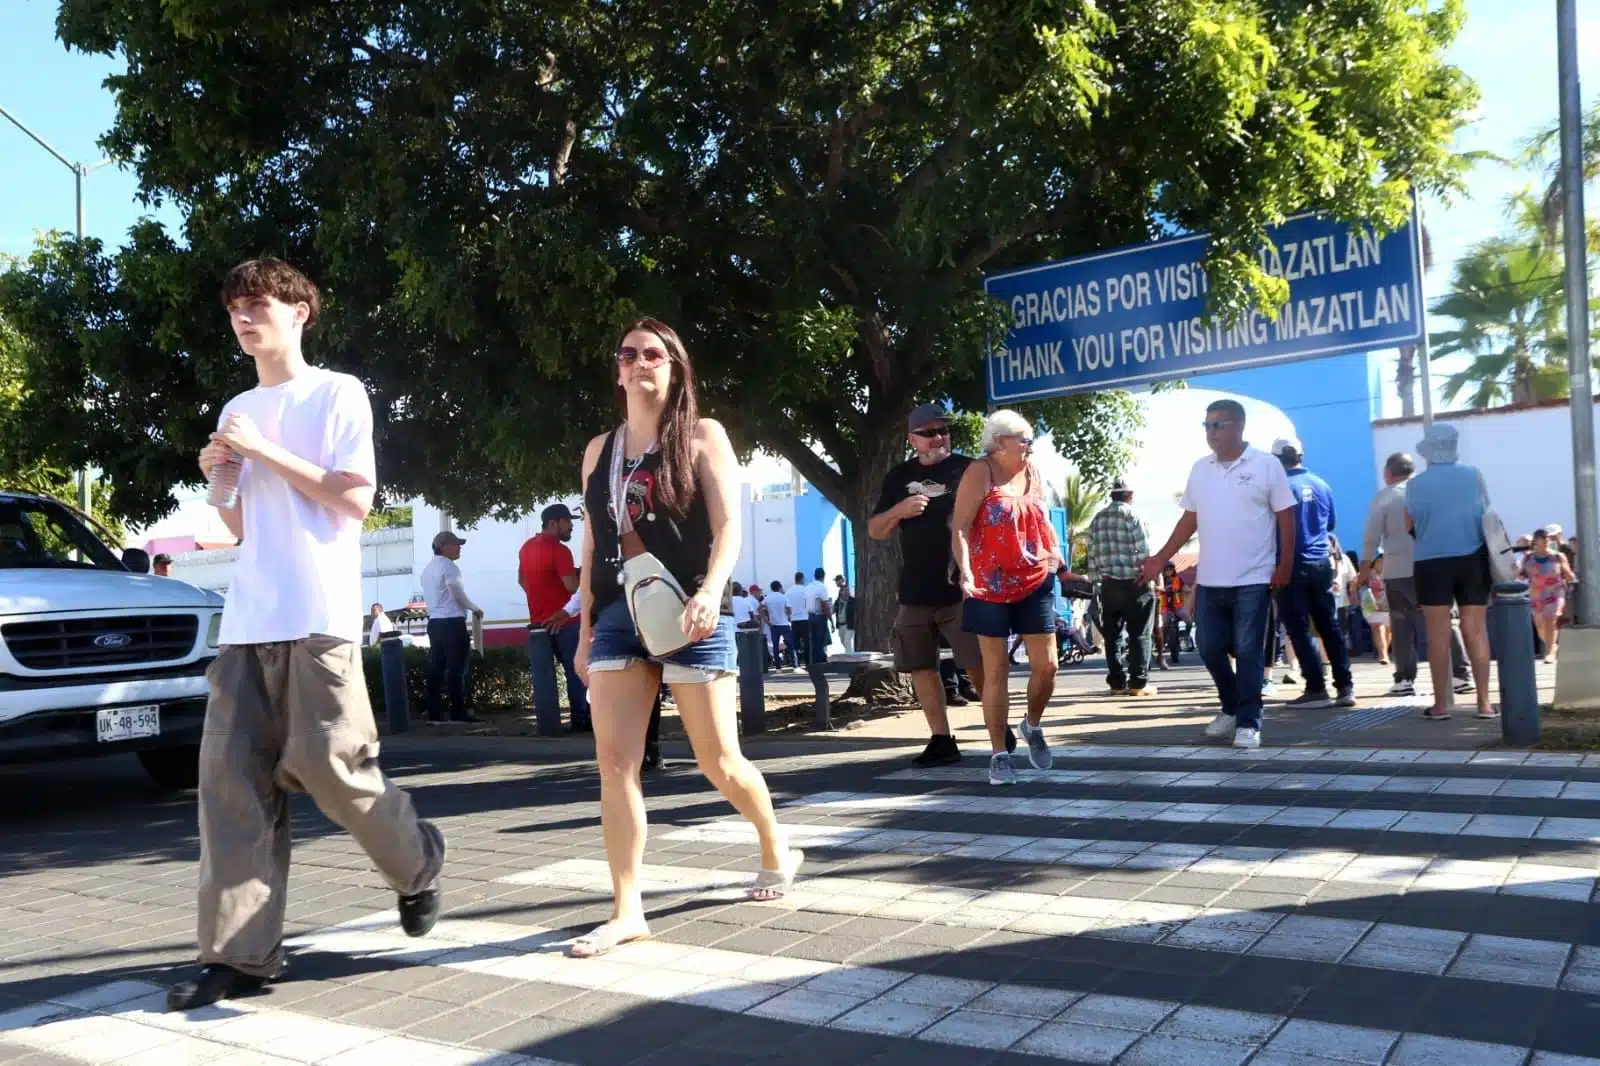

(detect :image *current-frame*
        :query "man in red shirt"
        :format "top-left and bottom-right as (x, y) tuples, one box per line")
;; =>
(518, 504), (589, 731)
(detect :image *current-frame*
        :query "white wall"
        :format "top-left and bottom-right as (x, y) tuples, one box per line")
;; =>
(1371, 399), (1599, 543)
(410, 498), (587, 628)
(735, 487), (798, 593)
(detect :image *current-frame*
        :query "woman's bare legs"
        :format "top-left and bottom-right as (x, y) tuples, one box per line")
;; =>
(671, 675), (788, 879)
(1422, 605), (1456, 717)
(1373, 623), (1390, 664)
(1536, 614), (1558, 662)
(976, 635), (1013, 752)
(1021, 633), (1059, 728)
(1457, 604), (1494, 716)
(571, 662), (659, 955)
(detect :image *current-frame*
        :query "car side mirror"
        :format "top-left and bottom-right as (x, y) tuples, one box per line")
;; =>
(122, 548), (151, 574)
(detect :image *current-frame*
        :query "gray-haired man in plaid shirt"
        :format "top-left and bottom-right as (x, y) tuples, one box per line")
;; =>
(1086, 477), (1157, 695)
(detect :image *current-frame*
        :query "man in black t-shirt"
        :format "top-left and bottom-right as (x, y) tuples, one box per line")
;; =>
(871, 403), (989, 766)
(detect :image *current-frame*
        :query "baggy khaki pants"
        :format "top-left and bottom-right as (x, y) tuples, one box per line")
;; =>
(197, 636), (445, 978)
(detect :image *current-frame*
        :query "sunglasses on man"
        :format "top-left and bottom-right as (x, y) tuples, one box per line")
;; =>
(911, 426), (950, 439)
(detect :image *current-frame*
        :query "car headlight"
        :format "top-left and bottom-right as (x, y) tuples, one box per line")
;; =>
(206, 613), (223, 649)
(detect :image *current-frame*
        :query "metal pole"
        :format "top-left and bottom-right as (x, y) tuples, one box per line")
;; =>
(1558, 0), (1600, 626)
(1411, 195), (1435, 430)
(74, 165), (91, 514)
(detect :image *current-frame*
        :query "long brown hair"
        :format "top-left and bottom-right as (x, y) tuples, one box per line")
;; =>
(615, 317), (698, 521)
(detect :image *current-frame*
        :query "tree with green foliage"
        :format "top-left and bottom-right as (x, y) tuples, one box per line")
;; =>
(2, 0), (1475, 643)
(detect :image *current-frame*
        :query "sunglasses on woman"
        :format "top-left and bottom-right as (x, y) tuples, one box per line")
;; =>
(616, 345), (670, 367)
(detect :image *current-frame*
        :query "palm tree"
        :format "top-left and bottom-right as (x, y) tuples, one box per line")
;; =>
(1428, 227), (1568, 408)
(1060, 471), (1106, 570)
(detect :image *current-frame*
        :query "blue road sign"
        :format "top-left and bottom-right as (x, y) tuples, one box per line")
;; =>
(983, 212), (1423, 403)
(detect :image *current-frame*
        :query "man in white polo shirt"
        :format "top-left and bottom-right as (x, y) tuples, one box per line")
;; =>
(1140, 399), (1295, 748)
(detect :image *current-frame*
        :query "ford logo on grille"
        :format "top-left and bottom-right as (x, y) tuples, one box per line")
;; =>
(93, 633), (134, 649)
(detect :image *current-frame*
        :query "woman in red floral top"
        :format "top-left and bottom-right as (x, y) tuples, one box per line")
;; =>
(952, 409), (1062, 786)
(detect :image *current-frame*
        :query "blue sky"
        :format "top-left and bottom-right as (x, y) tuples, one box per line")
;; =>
(0, 0), (1590, 413)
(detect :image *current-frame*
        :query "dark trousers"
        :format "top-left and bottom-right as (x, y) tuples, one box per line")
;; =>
(1385, 576), (1469, 684)
(552, 624), (591, 727)
(1160, 610), (1185, 662)
(1195, 584), (1273, 730)
(770, 625), (796, 668)
(1278, 559), (1353, 693)
(425, 617), (471, 721)
(792, 621), (811, 665)
(1100, 579), (1156, 689)
(807, 615), (830, 664)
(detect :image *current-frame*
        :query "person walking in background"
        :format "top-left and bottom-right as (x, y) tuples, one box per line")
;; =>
(953, 409), (1062, 784)
(1086, 476), (1156, 697)
(1404, 423), (1496, 721)
(1361, 556), (1391, 665)
(519, 503), (588, 731)
(1159, 561), (1186, 665)
(834, 576), (856, 652)
(367, 601), (395, 646)
(1270, 437), (1356, 710)
(1140, 400), (1295, 750)
(805, 567), (833, 660)
(871, 403), (992, 766)
(1359, 452), (1473, 699)
(1520, 528), (1575, 664)
(767, 579), (797, 670)
(785, 573), (811, 664)
(751, 585), (776, 671)
(421, 530), (484, 724)
(169, 258), (443, 1011)
(571, 317), (799, 958)
(153, 552), (174, 577)
(1330, 535), (1360, 656)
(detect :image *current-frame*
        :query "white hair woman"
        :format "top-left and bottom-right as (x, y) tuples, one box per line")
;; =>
(951, 408), (1063, 785)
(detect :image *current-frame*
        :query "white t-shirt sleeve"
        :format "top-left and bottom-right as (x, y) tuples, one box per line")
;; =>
(1266, 459), (1296, 511)
(1178, 463), (1198, 513)
(326, 376), (377, 485)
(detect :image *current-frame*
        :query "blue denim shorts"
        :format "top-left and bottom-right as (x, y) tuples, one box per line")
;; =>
(962, 575), (1057, 638)
(588, 599), (738, 684)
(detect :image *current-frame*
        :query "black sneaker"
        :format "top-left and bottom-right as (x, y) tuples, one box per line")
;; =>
(399, 886), (440, 937)
(912, 735), (961, 767)
(642, 744), (662, 772)
(1005, 726), (1018, 754)
(958, 679), (981, 703)
(944, 688), (969, 707)
(449, 712), (485, 724)
(1286, 690), (1334, 710)
(166, 964), (266, 1012)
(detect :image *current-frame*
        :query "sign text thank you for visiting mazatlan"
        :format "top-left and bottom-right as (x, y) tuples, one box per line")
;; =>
(982, 212), (1424, 403)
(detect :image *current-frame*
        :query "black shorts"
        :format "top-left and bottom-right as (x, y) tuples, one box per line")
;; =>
(1414, 547), (1491, 608)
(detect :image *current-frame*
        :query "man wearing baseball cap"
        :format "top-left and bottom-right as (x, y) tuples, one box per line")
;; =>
(1271, 437), (1356, 710)
(519, 503), (589, 731)
(421, 530), (483, 723)
(1086, 476), (1156, 695)
(870, 403), (994, 766)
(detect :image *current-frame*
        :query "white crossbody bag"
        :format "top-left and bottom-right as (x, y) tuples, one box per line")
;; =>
(609, 427), (694, 658)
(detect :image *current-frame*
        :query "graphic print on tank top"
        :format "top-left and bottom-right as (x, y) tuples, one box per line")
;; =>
(620, 467), (658, 527)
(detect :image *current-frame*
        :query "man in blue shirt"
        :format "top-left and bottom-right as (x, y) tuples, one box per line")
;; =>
(1272, 437), (1356, 709)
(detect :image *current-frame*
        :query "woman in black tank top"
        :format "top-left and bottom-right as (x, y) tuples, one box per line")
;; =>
(568, 318), (801, 959)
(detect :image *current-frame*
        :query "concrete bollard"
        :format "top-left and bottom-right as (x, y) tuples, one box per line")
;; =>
(735, 629), (767, 735)
(378, 631), (409, 735)
(1489, 581), (1540, 746)
(526, 627), (565, 737)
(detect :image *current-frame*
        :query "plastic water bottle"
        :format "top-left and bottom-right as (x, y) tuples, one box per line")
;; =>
(206, 453), (242, 508)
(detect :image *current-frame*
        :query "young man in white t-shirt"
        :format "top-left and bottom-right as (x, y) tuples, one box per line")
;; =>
(804, 567), (834, 660)
(168, 259), (445, 1012)
(786, 574), (813, 663)
(1140, 400), (1295, 749)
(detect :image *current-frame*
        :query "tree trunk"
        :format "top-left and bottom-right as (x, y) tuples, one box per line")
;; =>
(847, 425), (909, 652)
(1513, 354), (1537, 406)
(1397, 345), (1416, 418)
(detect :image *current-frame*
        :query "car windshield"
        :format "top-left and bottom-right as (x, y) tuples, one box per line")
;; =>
(0, 497), (124, 570)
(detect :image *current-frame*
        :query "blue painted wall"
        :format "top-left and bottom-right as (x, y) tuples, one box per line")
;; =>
(1205, 351), (1377, 550)
(793, 490), (840, 581)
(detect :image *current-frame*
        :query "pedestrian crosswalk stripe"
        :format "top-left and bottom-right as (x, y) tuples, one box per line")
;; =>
(133, 913), (1600, 1065)
(879, 765), (1600, 802)
(990, 745), (1600, 768)
(499, 857), (1600, 993)
(778, 789), (1600, 846)
(0, 978), (549, 1064)
(659, 819), (1600, 901)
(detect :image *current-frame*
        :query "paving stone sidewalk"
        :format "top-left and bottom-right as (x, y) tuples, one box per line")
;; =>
(0, 734), (1596, 1066)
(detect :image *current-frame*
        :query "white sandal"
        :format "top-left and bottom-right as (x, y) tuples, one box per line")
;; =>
(567, 918), (651, 958)
(751, 849), (805, 901)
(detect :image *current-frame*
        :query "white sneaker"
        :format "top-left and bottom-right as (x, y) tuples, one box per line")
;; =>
(1233, 727), (1261, 749)
(1386, 680), (1415, 697)
(1453, 679), (1474, 695)
(1204, 712), (1236, 739)
(988, 752), (1018, 786)
(1261, 681), (1279, 699)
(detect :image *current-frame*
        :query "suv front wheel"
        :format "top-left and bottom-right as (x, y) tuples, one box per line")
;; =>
(138, 745), (201, 791)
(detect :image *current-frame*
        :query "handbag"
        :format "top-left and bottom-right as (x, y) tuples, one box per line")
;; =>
(609, 427), (694, 657)
(1476, 474), (1517, 586)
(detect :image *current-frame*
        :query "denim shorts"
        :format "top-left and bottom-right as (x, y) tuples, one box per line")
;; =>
(962, 575), (1057, 638)
(588, 599), (738, 684)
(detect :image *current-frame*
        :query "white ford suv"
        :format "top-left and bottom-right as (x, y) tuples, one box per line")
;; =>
(0, 490), (223, 789)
